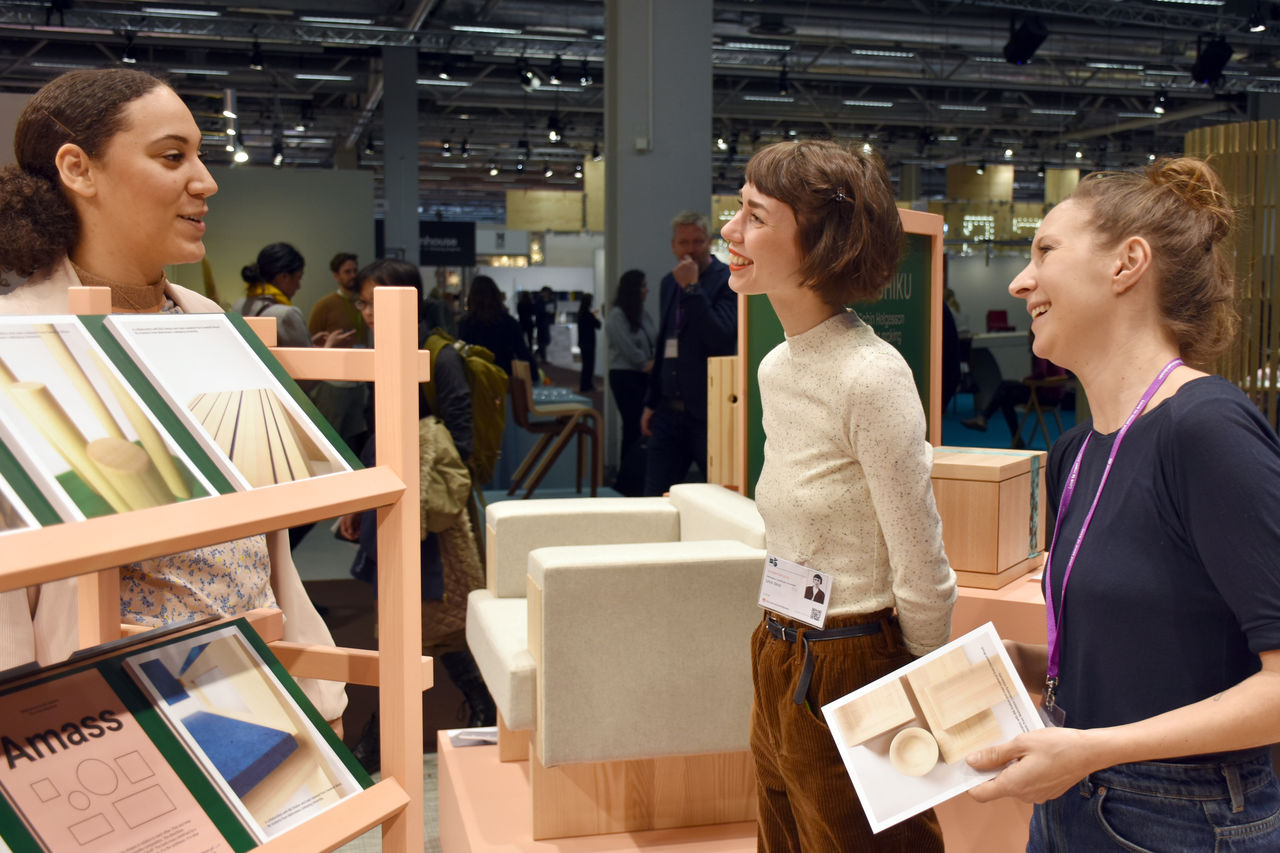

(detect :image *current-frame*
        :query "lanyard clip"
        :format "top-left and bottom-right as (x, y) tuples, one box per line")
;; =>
(1044, 677), (1059, 710)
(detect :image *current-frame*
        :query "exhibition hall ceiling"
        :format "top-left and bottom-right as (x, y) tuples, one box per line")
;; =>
(1, 0), (1276, 219)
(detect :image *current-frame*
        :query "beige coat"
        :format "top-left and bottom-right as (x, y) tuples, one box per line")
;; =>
(0, 259), (347, 720)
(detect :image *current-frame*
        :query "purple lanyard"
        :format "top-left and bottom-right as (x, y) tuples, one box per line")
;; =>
(1042, 357), (1183, 710)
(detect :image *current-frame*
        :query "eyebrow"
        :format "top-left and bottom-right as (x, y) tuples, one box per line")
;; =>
(150, 133), (195, 147)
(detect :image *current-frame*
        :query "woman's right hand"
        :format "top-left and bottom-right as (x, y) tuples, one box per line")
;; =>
(338, 512), (361, 541)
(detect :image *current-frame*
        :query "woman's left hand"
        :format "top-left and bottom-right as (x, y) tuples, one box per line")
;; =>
(966, 726), (1099, 804)
(314, 328), (357, 348)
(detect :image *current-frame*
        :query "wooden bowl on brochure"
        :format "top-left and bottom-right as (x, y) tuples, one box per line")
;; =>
(889, 726), (939, 777)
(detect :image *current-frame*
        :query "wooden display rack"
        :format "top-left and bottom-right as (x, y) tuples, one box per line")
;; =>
(4, 285), (431, 853)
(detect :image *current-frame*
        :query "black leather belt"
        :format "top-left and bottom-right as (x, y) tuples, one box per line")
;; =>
(765, 614), (885, 706)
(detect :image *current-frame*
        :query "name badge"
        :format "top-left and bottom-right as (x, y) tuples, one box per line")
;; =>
(758, 554), (831, 629)
(664, 337), (679, 358)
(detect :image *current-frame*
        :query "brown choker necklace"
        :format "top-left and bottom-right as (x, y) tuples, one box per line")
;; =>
(70, 261), (167, 313)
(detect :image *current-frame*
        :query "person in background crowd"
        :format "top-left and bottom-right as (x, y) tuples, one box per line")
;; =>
(308, 251), (367, 346)
(576, 292), (600, 393)
(535, 285), (555, 364)
(606, 269), (656, 476)
(641, 210), (737, 496)
(458, 275), (533, 376)
(517, 290), (536, 353)
(968, 158), (1280, 852)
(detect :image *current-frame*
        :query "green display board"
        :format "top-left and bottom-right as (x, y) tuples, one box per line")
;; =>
(742, 223), (939, 498)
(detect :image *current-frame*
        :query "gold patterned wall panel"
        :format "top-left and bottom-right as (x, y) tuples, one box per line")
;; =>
(506, 190), (584, 232)
(1186, 120), (1280, 428)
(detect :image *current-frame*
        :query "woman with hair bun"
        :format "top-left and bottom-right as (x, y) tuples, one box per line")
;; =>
(233, 242), (333, 348)
(0, 68), (345, 725)
(968, 158), (1280, 849)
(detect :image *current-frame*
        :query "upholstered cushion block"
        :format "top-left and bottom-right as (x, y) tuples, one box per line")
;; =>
(485, 497), (680, 598)
(529, 539), (766, 767)
(466, 589), (537, 731)
(668, 483), (766, 548)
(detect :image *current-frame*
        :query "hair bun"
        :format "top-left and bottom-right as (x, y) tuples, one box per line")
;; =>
(1149, 157), (1233, 241)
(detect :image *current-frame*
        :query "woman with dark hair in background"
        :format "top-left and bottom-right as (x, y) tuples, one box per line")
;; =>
(457, 274), (533, 376)
(234, 242), (349, 348)
(517, 290), (536, 352)
(576, 292), (601, 393)
(0, 67), (345, 724)
(606, 269), (656, 468)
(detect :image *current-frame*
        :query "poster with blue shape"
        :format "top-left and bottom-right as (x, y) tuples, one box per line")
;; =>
(123, 626), (363, 842)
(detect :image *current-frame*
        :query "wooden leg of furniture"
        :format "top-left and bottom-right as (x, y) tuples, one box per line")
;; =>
(529, 750), (757, 840)
(497, 712), (531, 763)
(521, 415), (582, 499)
(508, 431), (557, 495)
(78, 567), (121, 649)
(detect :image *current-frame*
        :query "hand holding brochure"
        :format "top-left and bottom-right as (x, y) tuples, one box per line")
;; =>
(821, 622), (1042, 833)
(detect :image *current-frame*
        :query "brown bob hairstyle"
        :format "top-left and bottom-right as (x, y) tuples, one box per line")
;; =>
(742, 139), (903, 305)
(1070, 156), (1238, 367)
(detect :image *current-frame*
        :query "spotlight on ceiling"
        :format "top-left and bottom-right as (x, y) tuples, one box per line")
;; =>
(777, 64), (790, 96)
(1153, 89), (1168, 115)
(1004, 147), (1014, 159)
(232, 146), (249, 164)
(439, 55), (456, 80)
(591, 140), (602, 161)
(488, 161), (499, 176)
(461, 138), (470, 158)
(544, 162), (553, 178)
(547, 114), (563, 143)
(1191, 34), (1232, 86)
(249, 39), (265, 71)
(1003, 14), (1049, 65)
(975, 160), (986, 175)
(549, 55), (563, 85)
(1249, 2), (1267, 33)
(272, 140), (284, 168)
(579, 59), (593, 86)
(573, 161), (584, 178)
(442, 139), (452, 157)
(517, 61), (542, 92)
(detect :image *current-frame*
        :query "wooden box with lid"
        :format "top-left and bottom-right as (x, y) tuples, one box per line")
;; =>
(931, 447), (1048, 589)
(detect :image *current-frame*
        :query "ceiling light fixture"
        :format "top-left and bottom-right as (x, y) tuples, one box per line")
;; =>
(299, 15), (374, 25)
(976, 160), (986, 175)
(549, 55), (563, 85)
(574, 162), (584, 178)
(544, 162), (553, 178)
(232, 146), (249, 164)
(777, 63), (790, 96)
(295, 73), (354, 81)
(488, 161), (499, 176)
(843, 99), (895, 108)
(439, 55), (455, 80)
(442, 139), (452, 157)
(1003, 13), (1049, 65)
(591, 141), (602, 161)
(141, 6), (221, 17)
(547, 113), (562, 143)
(249, 39), (264, 71)
(1154, 89), (1168, 114)
(221, 88), (237, 119)
(579, 59), (593, 86)
(120, 32), (137, 65)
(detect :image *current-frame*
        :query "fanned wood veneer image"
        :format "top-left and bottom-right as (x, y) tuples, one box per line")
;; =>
(189, 388), (324, 488)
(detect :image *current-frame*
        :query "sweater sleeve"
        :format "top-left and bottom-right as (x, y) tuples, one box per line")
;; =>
(606, 307), (648, 369)
(433, 345), (475, 461)
(850, 355), (956, 655)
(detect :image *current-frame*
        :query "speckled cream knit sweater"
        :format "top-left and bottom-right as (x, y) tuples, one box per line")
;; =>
(755, 309), (956, 656)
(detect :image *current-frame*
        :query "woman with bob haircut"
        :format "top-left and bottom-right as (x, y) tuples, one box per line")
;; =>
(966, 159), (1280, 850)
(721, 138), (955, 850)
(0, 68), (345, 724)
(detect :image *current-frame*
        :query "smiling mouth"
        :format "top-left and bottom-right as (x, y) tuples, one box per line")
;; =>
(728, 249), (753, 268)
(1031, 303), (1049, 319)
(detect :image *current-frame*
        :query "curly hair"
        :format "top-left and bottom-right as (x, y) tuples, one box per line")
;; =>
(1071, 157), (1238, 366)
(0, 68), (168, 278)
(742, 140), (903, 305)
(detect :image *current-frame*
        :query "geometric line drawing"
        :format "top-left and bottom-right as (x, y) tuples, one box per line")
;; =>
(113, 750), (154, 784)
(68, 813), (112, 845)
(30, 777), (58, 803)
(67, 790), (91, 811)
(75, 758), (118, 796)
(112, 784), (176, 829)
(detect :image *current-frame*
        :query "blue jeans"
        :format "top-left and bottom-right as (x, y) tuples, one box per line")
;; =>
(1029, 751), (1280, 852)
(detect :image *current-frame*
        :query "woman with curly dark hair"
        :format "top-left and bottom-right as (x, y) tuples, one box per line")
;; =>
(457, 274), (533, 376)
(0, 68), (345, 725)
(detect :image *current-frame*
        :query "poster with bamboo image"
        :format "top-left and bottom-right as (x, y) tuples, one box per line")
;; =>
(0, 319), (218, 522)
(820, 622), (1043, 834)
(100, 314), (356, 492)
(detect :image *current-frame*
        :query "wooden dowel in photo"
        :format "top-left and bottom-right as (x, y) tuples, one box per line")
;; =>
(34, 323), (126, 442)
(86, 436), (175, 510)
(88, 350), (190, 500)
(5, 381), (130, 513)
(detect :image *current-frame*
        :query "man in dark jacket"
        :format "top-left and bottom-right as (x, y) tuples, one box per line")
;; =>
(641, 210), (737, 496)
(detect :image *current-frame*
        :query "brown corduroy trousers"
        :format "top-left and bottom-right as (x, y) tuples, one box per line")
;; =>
(749, 611), (944, 852)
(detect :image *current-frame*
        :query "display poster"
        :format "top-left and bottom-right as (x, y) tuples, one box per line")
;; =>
(419, 221), (477, 266)
(0, 668), (230, 853)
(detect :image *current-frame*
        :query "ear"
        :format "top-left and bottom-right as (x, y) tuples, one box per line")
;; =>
(53, 142), (97, 200)
(1111, 235), (1152, 295)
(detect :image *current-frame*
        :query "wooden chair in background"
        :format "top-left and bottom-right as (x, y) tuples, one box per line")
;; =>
(506, 360), (601, 499)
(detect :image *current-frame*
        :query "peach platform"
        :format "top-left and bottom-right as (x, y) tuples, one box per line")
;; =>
(439, 582), (1043, 852)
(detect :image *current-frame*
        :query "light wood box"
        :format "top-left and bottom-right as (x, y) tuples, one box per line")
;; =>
(931, 446), (1047, 589)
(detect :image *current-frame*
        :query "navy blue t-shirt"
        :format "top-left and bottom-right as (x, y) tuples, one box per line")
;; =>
(1046, 376), (1280, 732)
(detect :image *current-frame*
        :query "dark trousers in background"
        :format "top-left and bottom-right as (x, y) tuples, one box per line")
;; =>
(750, 612), (944, 852)
(579, 345), (596, 391)
(642, 406), (707, 496)
(609, 369), (648, 461)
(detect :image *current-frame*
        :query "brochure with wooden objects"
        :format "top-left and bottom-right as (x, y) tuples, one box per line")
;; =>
(821, 622), (1042, 833)
(0, 619), (369, 852)
(0, 317), (223, 522)
(95, 313), (360, 491)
